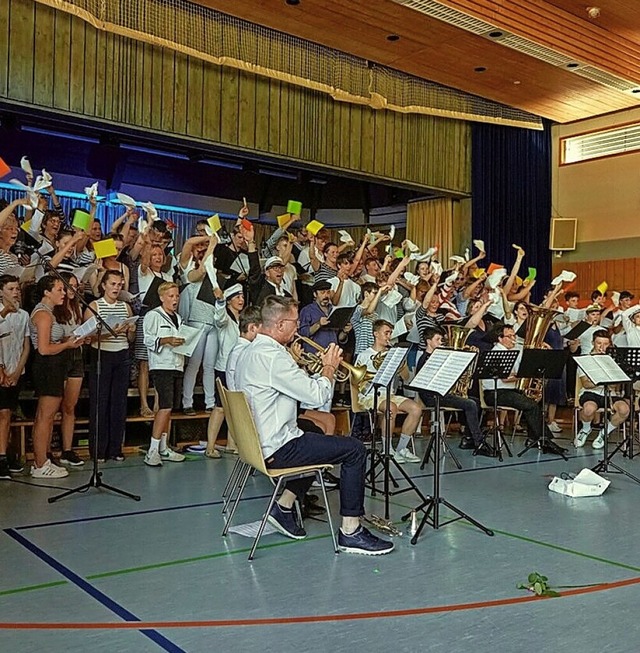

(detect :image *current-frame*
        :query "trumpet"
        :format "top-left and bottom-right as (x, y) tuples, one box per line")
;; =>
(289, 335), (369, 385)
(362, 514), (403, 537)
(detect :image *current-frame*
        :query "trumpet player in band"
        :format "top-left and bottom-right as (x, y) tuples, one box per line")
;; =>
(355, 319), (423, 464)
(235, 296), (394, 555)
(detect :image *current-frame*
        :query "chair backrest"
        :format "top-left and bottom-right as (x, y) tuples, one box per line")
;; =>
(478, 383), (488, 410)
(217, 381), (269, 475)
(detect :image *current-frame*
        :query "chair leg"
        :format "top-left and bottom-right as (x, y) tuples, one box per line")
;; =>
(249, 478), (284, 561)
(222, 464), (252, 536)
(222, 459), (245, 514)
(316, 470), (339, 554)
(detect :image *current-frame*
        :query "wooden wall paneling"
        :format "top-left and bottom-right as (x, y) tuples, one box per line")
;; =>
(220, 66), (239, 146)
(185, 56), (204, 139)
(200, 60), (221, 142)
(237, 70), (256, 150)
(360, 107), (374, 174)
(33, 3), (55, 108)
(330, 100), (341, 169)
(339, 103), (352, 170)
(291, 83), (304, 162)
(267, 79), (281, 154)
(69, 18), (86, 115)
(393, 112), (404, 181)
(161, 49), (176, 134)
(623, 258), (637, 291)
(120, 39), (133, 126)
(148, 43), (165, 132)
(279, 81), (292, 157)
(82, 16), (97, 118)
(93, 30), (107, 120)
(253, 74), (270, 153)
(51, 8), (70, 111)
(7, 0), (34, 103)
(173, 52), (189, 136)
(349, 104), (362, 171)
(0, 0), (9, 97)
(372, 110), (387, 177)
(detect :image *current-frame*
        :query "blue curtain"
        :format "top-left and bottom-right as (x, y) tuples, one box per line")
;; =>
(471, 120), (552, 302)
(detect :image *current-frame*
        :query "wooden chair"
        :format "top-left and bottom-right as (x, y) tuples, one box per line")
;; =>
(217, 383), (338, 560)
(478, 384), (521, 444)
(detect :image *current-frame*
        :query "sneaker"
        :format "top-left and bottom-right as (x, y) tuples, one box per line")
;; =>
(574, 427), (592, 448)
(548, 421), (563, 433)
(60, 450), (85, 467)
(0, 457), (11, 480)
(459, 436), (475, 450)
(311, 471), (339, 489)
(7, 456), (23, 473)
(267, 503), (307, 540)
(144, 450), (163, 467)
(592, 431), (605, 449)
(159, 447), (185, 462)
(30, 459), (69, 479)
(395, 448), (421, 463)
(111, 454), (126, 462)
(183, 406), (196, 416)
(338, 525), (394, 555)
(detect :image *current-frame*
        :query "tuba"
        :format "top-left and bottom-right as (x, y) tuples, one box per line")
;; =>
(442, 324), (478, 398)
(515, 304), (557, 402)
(288, 335), (369, 386)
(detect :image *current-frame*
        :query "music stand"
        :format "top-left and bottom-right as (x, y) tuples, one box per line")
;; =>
(517, 349), (569, 460)
(607, 347), (640, 460)
(474, 349), (520, 461)
(575, 355), (640, 485)
(364, 347), (431, 520)
(401, 348), (493, 544)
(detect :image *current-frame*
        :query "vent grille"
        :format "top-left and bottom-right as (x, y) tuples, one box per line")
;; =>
(393, 0), (640, 94)
(561, 123), (640, 164)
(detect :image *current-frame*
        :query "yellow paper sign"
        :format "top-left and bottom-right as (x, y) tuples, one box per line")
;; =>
(277, 213), (291, 229)
(207, 214), (222, 233)
(472, 268), (485, 279)
(306, 220), (324, 236)
(21, 220), (32, 233)
(93, 238), (118, 259)
(596, 281), (608, 294)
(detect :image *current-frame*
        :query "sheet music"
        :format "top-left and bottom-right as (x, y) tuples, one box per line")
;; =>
(410, 349), (477, 396)
(575, 354), (630, 385)
(73, 316), (98, 339)
(391, 317), (408, 339)
(171, 324), (203, 357)
(371, 347), (407, 388)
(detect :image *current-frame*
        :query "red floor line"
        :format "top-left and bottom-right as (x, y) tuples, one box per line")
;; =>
(2, 575), (640, 630)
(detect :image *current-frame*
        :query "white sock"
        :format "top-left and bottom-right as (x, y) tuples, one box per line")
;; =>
(397, 434), (410, 452)
(149, 438), (160, 453)
(581, 421), (592, 432)
(160, 433), (168, 453)
(605, 422), (616, 436)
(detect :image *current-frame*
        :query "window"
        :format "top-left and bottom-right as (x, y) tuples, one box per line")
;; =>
(560, 122), (640, 164)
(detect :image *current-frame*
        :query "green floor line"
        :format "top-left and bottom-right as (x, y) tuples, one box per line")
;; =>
(0, 580), (67, 597)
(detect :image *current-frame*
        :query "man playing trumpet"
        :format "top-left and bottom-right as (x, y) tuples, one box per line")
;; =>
(235, 296), (394, 555)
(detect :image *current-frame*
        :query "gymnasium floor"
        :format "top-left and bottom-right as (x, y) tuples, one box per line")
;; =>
(2, 427), (640, 653)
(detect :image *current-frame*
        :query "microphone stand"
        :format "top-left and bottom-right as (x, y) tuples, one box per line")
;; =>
(36, 254), (141, 503)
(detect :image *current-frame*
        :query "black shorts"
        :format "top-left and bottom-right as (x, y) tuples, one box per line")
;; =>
(0, 383), (20, 410)
(580, 391), (625, 410)
(66, 347), (85, 379)
(32, 351), (69, 398)
(150, 370), (183, 410)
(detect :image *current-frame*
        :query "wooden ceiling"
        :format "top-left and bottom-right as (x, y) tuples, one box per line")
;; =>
(195, 0), (640, 124)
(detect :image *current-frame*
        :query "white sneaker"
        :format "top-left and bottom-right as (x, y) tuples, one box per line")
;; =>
(159, 447), (185, 463)
(144, 450), (163, 466)
(548, 421), (562, 433)
(574, 427), (592, 448)
(592, 432), (605, 449)
(30, 459), (69, 479)
(394, 448), (421, 464)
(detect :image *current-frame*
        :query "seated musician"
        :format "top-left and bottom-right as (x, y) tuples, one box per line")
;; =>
(355, 319), (423, 464)
(481, 323), (566, 455)
(414, 326), (493, 457)
(574, 330), (630, 449)
(235, 296), (394, 555)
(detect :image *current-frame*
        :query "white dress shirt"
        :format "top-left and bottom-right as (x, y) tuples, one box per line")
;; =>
(480, 342), (522, 391)
(225, 338), (250, 391)
(234, 333), (333, 457)
(143, 307), (185, 372)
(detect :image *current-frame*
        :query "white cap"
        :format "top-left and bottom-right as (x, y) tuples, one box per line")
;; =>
(223, 283), (243, 300)
(264, 256), (285, 269)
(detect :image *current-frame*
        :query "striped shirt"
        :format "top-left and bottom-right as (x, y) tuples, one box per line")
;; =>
(29, 302), (66, 350)
(93, 298), (131, 352)
(0, 250), (19, 274)
(314, 262), (337, 283)
(351, 304), (378, 356)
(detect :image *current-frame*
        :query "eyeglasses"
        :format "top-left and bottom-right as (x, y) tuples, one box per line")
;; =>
(280, 318), (300, 326)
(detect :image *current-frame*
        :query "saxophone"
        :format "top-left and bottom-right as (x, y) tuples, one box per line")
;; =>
(443, 324), (478, 398)
(515, 304), (556, 402)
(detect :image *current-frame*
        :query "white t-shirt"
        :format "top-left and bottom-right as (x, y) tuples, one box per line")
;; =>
(329, 276), (361, 307)
(0, 307), (29, 375)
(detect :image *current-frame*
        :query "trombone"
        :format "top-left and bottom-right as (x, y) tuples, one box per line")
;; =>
(289, 335), (369, 385)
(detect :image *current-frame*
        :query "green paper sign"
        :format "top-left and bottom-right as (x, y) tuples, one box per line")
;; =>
(72, 209), (92, 232)
(526, 267), (537, 282)
(287, 200), (302, 215)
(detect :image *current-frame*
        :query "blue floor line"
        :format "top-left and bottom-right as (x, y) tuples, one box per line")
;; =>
(14, 494), (271, 531)
(4, 528), (186, 653)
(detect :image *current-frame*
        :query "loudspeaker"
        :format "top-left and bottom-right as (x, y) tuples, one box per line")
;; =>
(549, 218), (577, 251)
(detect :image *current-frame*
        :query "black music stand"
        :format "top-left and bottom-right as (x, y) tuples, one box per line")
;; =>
(608, 347), (640, 460)
(401, 348), (493, 544)
(364, 347), (431, 520)
(420, 413), (462, 471)
(517, 349), (569, 460)
(475, 349), (520, 462)
(576, 355), (640, 485)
